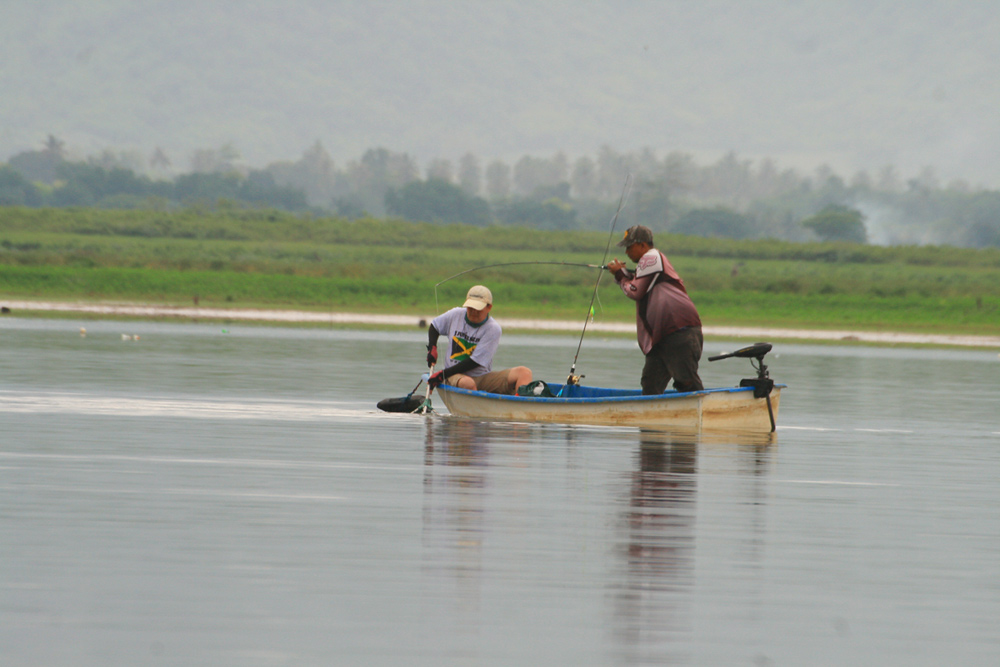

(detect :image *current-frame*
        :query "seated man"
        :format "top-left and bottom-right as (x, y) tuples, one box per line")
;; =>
(425, 284), (532, 394)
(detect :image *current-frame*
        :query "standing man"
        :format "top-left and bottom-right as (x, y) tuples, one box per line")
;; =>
(606, 225), (704, 395)
(425, 285), (533, 395)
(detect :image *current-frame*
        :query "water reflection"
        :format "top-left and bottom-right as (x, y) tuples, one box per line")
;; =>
(5, 320), (1000, 664)
(421, 418), (492, 624)
(611, 429), (776, 665)
(418, 413), (783, 663)
(735, 434), (774, 574)
(611, 430), (698, 665)
(420, 416), (537, 642)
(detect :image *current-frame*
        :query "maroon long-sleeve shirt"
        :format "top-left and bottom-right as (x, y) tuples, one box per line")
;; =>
(613, 248), (702, 354)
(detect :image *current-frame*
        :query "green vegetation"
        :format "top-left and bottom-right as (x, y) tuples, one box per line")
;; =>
(6, 141), (1000, 250)
(2, 207), (999, 334)
(800, 205), (868, 244)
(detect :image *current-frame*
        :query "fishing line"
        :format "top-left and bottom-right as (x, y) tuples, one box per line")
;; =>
(433, 261), (602, 312)
(564, 173), (633, 387)
(427, 174), (630, 394)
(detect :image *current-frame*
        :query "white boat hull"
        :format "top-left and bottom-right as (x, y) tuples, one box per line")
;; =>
(436, 384), (782, 433)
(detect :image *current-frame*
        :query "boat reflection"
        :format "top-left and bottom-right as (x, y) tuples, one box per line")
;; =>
(420, 416), (534, 632)
(609, 429), (698, 665)
(609, 428), (774, 664)
(419, 417), (776, 660)
(421, 418), (490, 624)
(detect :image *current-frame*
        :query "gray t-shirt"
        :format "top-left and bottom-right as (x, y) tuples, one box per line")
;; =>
(430, 307), (502, 377)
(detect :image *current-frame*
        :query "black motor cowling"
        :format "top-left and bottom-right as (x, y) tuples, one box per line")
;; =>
(707, 342), (772, 362)
(709, 342), (774, 397)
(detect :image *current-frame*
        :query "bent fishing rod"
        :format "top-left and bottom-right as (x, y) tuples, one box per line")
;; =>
(433, 261), (604, 312)
(429, 173), (632, 390)
(563, 173), (633, 387)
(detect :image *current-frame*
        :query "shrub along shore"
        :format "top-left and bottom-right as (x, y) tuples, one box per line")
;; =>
(1, 207), (999, 339)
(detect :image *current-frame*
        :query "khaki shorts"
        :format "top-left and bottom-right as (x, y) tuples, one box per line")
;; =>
(447, 369), (515, 395)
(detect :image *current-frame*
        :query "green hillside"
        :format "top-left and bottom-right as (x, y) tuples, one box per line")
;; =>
(2, 207), (998, 335)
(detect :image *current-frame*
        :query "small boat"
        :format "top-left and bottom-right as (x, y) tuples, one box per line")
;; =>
(436, 342), (784, 433)
(436, 383), (782, 432)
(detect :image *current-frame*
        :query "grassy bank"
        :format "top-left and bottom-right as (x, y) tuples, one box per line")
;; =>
(2, 207), (999, 334)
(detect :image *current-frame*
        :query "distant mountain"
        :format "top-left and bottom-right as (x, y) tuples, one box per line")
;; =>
(3, 1), (999, 186)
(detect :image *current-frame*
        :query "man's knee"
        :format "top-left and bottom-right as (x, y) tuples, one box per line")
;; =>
(509, 366), (532, 389)
(673, 378), (703, 392)
(450, 374), (477, 390)
(671, 363), (703, 392)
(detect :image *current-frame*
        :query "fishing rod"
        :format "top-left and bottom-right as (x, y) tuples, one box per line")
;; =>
(433, 261), (603, 312)
(563, 173), (633, 388)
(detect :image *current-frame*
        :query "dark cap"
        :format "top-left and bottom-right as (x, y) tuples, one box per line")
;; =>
(616, 225), (654, 247)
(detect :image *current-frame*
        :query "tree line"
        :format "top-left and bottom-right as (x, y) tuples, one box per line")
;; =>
(2, 136), (999, 249)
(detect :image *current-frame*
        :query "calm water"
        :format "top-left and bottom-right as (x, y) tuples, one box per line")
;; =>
(2, 317), (999, 666)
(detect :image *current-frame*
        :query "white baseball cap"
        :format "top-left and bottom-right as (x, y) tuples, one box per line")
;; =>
(462, 285), (493, 309)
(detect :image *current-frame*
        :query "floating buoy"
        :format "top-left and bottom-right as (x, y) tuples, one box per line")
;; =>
(80, 327), (87, 337)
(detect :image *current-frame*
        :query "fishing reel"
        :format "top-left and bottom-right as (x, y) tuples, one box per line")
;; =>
(565, 373), (585, 386)
(708, 342), (774, 398)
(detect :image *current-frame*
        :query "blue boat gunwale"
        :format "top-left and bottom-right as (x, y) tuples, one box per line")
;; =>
(437, 382), (787, 404)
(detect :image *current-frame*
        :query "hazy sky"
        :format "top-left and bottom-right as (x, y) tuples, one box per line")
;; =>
(3, 0), (999, 186)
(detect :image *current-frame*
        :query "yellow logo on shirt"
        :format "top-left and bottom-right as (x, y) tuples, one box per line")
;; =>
(450, 335), (476, 361)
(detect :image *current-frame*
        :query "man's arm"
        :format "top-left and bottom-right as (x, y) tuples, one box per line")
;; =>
(618, 271), (657, 301)
(441, 358), (480, 379)
(428, 357), (481, 388)
(608, 265), (655, 302)
(426, 324), (440, 367)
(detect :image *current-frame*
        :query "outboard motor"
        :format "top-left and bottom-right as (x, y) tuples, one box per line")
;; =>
(708, 342), (776, 432)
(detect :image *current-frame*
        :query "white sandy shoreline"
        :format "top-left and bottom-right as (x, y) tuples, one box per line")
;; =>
(2, 299), (998, 348)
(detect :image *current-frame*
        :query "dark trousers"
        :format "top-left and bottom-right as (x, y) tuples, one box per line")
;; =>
(641, 326), (704, 395)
